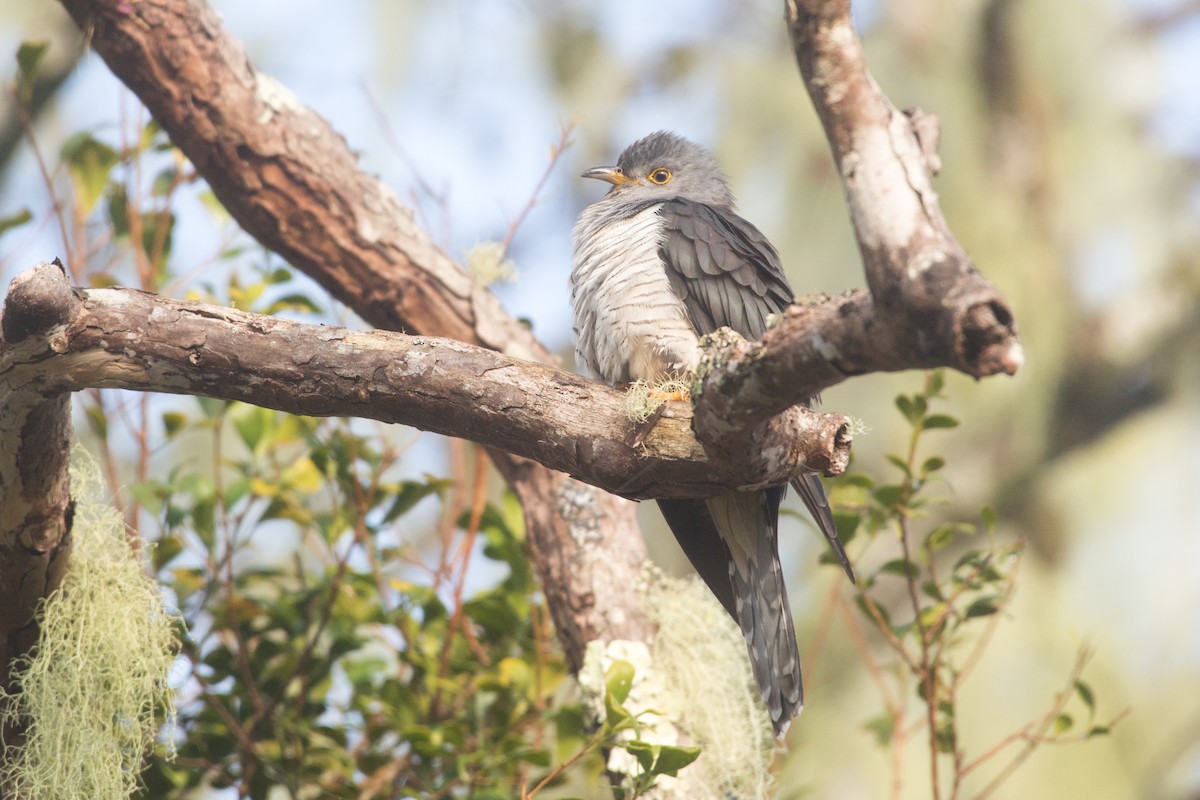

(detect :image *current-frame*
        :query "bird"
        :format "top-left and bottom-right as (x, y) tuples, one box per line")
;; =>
(570, 130), (854, 736)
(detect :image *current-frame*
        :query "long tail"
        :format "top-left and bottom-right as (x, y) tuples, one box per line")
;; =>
(656, 477), (852, 736)
(792, 473), (856, 584)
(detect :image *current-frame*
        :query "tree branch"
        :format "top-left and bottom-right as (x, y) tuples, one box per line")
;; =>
(783, 0), (1023, 380)
(51, 0), (655, 676)
(1, 262), (850, 500)
(0, 262), (75, 754)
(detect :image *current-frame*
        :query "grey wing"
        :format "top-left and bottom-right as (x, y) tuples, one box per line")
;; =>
(659, 199), (855, 584)
(658, 199), (793, 338)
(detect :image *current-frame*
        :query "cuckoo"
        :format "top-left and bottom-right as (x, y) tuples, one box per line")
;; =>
(570, 131), (854, 736)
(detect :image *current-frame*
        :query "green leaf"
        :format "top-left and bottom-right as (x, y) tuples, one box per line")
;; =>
(383, 479), (452, 523)
(964, 595), (1003, 618)
(624, 740), (657, 772)
(895, 394), (925, 425)
(921, 414), (959, 431)
(15, 41), (49, 104)
(926, 369), (945, 396)
(863, 713), (893, 746)
(1054, 713), (1073, 734)
(624, 741), (700, 777)
(935, 717), (956, 753)
(918, 602), (947, 628)
(926, 523), (964, 551)
(85, 404), (108, 439)
(879, 558), (920, 579)
(652, 744), (701, 774)
(1075, 680), (1096, 712)
(162, 411), (187, 437)
(1086, 725), (1111, 738)
(873, 484), (906, 511)
(921, 456), (945, 475)
(61, 132), (119, 215)
(605, 659), (635, 705)
(141, 211), (175, 278)
(106, 183), (130, 237)
(885, 454), (911, 477)
(0, 207), (33, 239)
(266, 293), (323, 315)
(151, 533), (184, 572)
(980, 504), (997, 533)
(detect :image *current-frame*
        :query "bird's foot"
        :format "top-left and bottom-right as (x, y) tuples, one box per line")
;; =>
(623, 375), (692, 424)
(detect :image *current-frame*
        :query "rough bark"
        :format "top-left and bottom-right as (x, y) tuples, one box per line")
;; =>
(783, 0), (1022, 383)
(0, 0), (1027, 775)
(51, 0), (655, 676)
(0, 262), (76, 755)
(1, 263), (851, 500)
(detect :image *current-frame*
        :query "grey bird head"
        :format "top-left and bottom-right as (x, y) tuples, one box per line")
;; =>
(581, 131), (736, 209)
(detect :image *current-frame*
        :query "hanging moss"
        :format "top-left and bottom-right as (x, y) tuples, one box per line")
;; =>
(0, 452), (180, 800)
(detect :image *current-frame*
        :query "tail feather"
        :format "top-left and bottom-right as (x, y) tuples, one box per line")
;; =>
(792, 473), (856, 584)
(657, 475), (851, 737)
(707, 490), (801, 736)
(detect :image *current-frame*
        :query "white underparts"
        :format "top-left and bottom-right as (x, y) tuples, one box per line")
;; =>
(571, 203), (701, 384)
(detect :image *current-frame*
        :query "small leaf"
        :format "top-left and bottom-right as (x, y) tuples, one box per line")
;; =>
(927, 369), (945, 396)
(921, 580), (945, 601)
(266, 293), (323, 315)
(649, 744), (700, 775)
(921, 456), (945, 475)
(980, 504), (997, 533)
(926, 523), (962, 551)
(863, 713), (893, 746)
(15, 41), (49, 104)
(935, 717), (956, 753)
(150, 533), (183, 572)
(107, 183), (130, 238)
(855, 595), (890, 628)
(873, 484), (906, 510)
(885, 454), (911, 477)
(1086, 725), (1111, 738)
(1075, 680), (1096, 712)
(964, 595), (1003, 618)
(1054, 713), (1073, 734)
(605, 659), (635, 706)
(624, 740), (658, 772)
(383, 479), (451, 523)
(895, 394), (923, 424)
(879, 558), (920, 579)
(61, 132), (119, 214)
(921, 414), (959, 431)
(0, 208), (33, 239)
(161, 411), (186, 437)
(85, 404), (108, 439)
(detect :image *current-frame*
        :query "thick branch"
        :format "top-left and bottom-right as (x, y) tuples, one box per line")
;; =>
(53, 0), (651, 674)
(784, 0), (1023, 379)
(0, 262), (75, 753)
(1, 264), (849, 501)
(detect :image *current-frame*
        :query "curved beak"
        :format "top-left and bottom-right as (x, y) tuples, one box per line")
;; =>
(581, 166), (639, 186)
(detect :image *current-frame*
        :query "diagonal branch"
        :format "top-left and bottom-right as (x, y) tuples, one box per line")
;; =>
(783, 0), (1022, 378)
(51, 0), (653, 676)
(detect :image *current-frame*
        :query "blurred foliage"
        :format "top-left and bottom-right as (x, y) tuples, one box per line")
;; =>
(126, 395), (588, 799)
(825, 372), (1123, 799)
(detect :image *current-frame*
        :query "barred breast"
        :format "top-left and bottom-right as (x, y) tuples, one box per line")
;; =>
(570, 201), (701, 384)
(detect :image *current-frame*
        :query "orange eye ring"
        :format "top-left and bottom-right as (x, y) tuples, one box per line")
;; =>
(647, 168), (672, 185)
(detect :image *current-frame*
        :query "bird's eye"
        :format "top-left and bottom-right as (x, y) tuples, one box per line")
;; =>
(647, 168), (672, 185)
